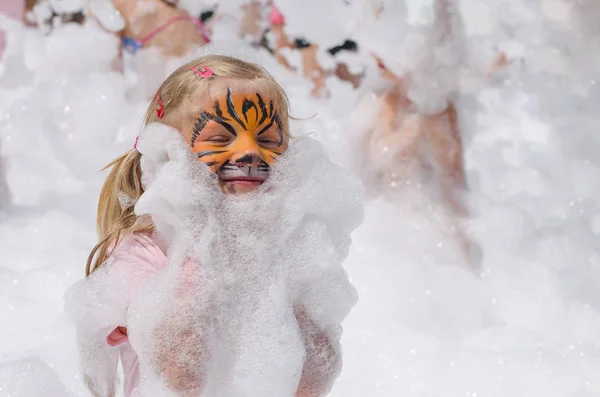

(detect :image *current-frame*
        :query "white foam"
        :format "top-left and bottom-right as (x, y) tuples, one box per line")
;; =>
(88, 0), (126, 33)
(48, 0), (85, 14)
(0, 357), (69, 397)
(128, 122), (362, 395)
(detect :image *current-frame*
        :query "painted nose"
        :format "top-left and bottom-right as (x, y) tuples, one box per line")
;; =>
(232, 152), (261, 165)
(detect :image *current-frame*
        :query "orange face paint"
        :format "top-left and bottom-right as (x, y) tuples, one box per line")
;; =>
(190, 88), (286, 168)
(188, 87), (287, 193)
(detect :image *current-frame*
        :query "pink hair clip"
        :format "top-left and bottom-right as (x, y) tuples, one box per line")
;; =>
(134, 136), (139, 150)
(190, 66), (214, 78)
(156, 92), (165, 119)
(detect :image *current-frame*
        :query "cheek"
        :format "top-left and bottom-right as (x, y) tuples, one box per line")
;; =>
(259, 145), (287, 166)
(261, 150), (277, 166)
(192, 143), (233, 170)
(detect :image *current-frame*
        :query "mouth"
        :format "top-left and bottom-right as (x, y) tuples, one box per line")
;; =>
(220, 176), (267, 186)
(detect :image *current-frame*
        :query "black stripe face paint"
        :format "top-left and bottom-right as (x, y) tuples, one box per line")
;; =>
(187, 87), (288, 176)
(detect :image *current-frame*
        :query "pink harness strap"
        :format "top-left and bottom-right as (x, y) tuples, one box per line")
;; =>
(123, 15), (211, 53)
(140, 15), (211, 46)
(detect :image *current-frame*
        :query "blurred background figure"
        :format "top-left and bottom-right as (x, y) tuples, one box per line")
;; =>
(24, 0), (85, 34)
(350, 0), (475, 266)
(328, 39), (364, 89)
(239, 1), (363, 97)
(239, 0), (264, 45)
(92, 0), (210, 59)
(266, 1), (296, 71)
(85, 0), (212, 100)
(294, 37), (329, 98)
(0, 0), (24, 62)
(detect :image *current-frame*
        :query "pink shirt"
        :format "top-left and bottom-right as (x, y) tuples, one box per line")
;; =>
(0, 0), (24, 21)
(65, 233), (168, 397)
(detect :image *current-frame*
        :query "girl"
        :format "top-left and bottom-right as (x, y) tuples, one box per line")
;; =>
(65, 54), (358, 397)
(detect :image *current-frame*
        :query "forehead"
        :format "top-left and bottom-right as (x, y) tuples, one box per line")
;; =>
(191, 79), (277, 111)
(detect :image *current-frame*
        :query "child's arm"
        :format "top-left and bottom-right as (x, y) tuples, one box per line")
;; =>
(150, 259), (210, 395)
(287, 219), (359, 396)
(294, 306), (342, 397)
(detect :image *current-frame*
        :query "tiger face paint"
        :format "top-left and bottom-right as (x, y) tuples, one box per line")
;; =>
(185, 83), (288, 194)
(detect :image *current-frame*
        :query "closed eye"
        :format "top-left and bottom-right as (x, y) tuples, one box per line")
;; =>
(257, 127), (282, 147)
(258, 138), (279, 146)
(207, 135), (232, 144)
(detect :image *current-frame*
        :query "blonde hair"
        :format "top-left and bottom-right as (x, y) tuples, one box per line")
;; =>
(86, 55), (291, 275)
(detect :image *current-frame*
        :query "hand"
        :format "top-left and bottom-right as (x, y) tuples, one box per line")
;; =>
(294, 306), (340, 397)
(152, 258), (207, 394)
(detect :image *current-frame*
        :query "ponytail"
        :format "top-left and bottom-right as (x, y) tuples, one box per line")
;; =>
(85, 149), (152, 275)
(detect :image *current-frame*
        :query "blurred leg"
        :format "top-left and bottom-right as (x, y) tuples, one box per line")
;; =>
(422, 103), (483, 272)
(426, 0), (468, 213)
(300, 45), (328, 98)
(334, 63), (363, 89)
(424, 104), (466, 187)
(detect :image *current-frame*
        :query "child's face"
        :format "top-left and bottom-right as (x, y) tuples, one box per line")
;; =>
(182, 80), (288, 194)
